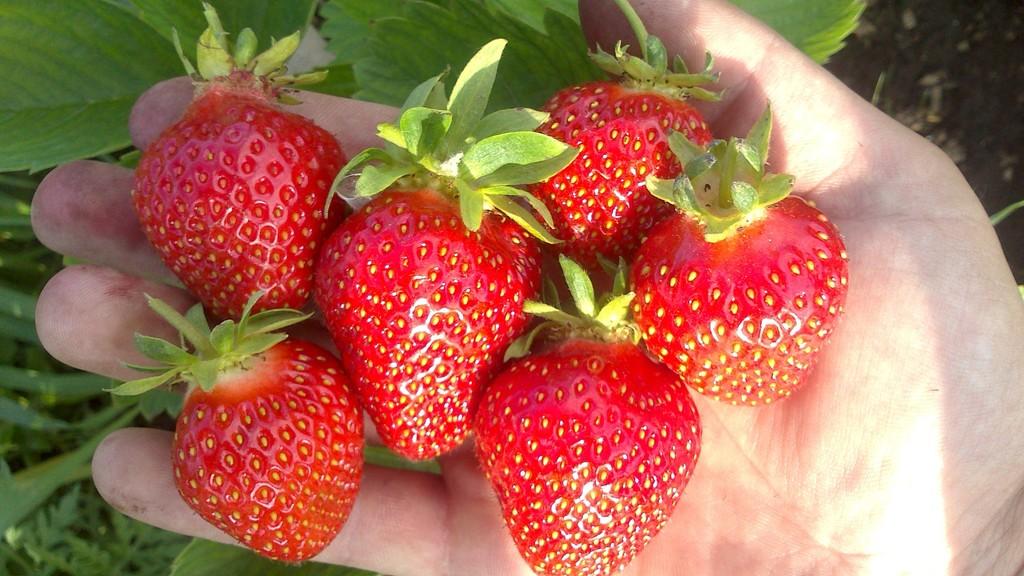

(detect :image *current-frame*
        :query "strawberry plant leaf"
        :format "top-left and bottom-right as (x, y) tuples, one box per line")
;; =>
(462, 132), (576, 182)
(138, 388), (184, 420)
(400, 72), (449, 113)
(208, 320), (237, 355)
(458, 183), (485, 232)
(133, 334), (194, 365)
(108, 370), (180, 396)
(0, 0), (181, 172)
(355, 163), (417, 197)
(444, 38), (508, 152)
(558, 255), (596, 318)
(125, 0), (318, 59)
(731, 0), (865, 63)
(595, 293), (636, 327)
(473, 108), (549, 140)
(487, 196), (561, 244)
(326, 0), (601, 110)
(731, 182), (759, 212)
(479, 186), (555, 228)
(231, 332), (288, 356)
(243, 309), (312, 335)
(485, 0), (579, 33)
(400, 107), (452, 158)
(523, 301), (579, 325)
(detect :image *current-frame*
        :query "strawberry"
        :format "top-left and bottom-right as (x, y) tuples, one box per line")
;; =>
(315, 40), (576, 460)
(112, 294), (363, 562)
(133, 6), (346, 320)
(530, 2), (716, 268)
(631, 106), (849, 405)
(475, 256), (701, 576)
(316, 187), (541, 459)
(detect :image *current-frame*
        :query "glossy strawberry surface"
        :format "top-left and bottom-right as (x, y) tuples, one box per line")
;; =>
(475, 338), (701, 576)
(315, 188), (541, 460)
(531, 81), (713, 267)
(173, 339), (363, 562)
(134, 81), (345, 319)
(631, 197), (849, 405)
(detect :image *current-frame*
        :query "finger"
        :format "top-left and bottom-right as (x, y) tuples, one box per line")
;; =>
(93, 428), (448, 576)
(130, 77), (396, 157)
(579, 0), (929, 207)
(32, 161), (174, 282)
(36, 265), (192, 380)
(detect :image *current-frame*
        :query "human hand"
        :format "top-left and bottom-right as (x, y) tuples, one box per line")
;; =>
(32, 0), (1024, 574)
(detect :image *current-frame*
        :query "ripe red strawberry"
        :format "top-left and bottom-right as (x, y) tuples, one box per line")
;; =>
(631, 106), (849, 405)
(530, 5), (716, 268)
(113, 295), (363, 562)
(314, 40), (575, 459)
(316, 188), (540, 459)
(133, 9), (346, 320)
(475, 258), (701, 576)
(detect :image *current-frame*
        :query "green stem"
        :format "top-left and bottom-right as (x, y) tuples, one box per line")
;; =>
(612, 0), (650, 60)
(718, 138), (739, 209)
(990, 198), (1024, 226)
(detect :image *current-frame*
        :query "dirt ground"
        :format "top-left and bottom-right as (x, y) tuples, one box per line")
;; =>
(826, 0), (1024, 282)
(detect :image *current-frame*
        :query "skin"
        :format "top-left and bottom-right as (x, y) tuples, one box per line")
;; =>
(31, 0), (1024, 574)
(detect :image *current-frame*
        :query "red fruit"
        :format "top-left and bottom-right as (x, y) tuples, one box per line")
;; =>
(315, 188), (541, 460)
(475, 338), (701, 576)
(173, 339), (363, 561)
(631, 105), (849, 406)
(632, 199), (849, 405)
(132, 17), (346, 320)
(532, 81), (712, 266)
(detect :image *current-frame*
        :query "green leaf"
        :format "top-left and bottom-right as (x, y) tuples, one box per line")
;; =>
(479, 186), (554, 228)
(147, 298), (214, 357)
(731, 0), (865, 63)
(458, 183), (485, 232)
(400, 72), (449, 113)
(759, 173), (795, 205)
(243, 308), (311, 335)
(443, 38), (507, 153)
(134, 334), (194, 365)
(170, 538), (379, 576)
(595, 293), (636, 327)
(127, 0), (318, 59)
(331, 0), (601, 110)
(108, 370), (180, 396)
(731, 182), (759, 212)
(191, 359), (220, 392)
(473, 108), (548, 140)
(355, 163), (416, 197)
(503, 320), (556, 361)
(0, 367), (111, 402)
(559, 255), (595, 318)
(0, 397), (70, 431)
(320, 0), (408, 66)
(138, 388), (183, 420)
(741, 103), (773, 172)
(231, 332), (287, 356)
(0, 0), (181, 172)
(208, 320), (237, 355)
(484, 0), (579, 33)
(463, 132), (577, 186)
(400, 107), (452, 158)
(0, 409), (137, 532)
(523, 301), (579, 324)
(668, 131), (708, 167)
(486, 195), (561, 244)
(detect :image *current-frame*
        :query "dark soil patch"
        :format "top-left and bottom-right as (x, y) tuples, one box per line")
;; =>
(827, 0), (1024, 282)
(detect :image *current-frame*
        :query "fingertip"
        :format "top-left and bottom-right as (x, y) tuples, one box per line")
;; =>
(130, 77), (194, 151)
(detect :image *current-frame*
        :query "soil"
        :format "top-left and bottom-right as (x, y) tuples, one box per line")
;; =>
(826, 0), (1024, 282)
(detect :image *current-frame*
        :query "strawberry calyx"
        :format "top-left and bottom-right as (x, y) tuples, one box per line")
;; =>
(647, 104), (795, 242)
(329, 39), (578, 244)
(109, 292), (310, 396)
(173, 3), (326, 102)
(505, 255), (639, 360)
(590, 0), (720, 101)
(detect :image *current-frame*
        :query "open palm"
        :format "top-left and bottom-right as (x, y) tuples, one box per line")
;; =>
(32, 1), (1024, 574)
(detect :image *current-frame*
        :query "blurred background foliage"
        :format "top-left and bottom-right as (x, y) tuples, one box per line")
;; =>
(15, 0), (1012, 574)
